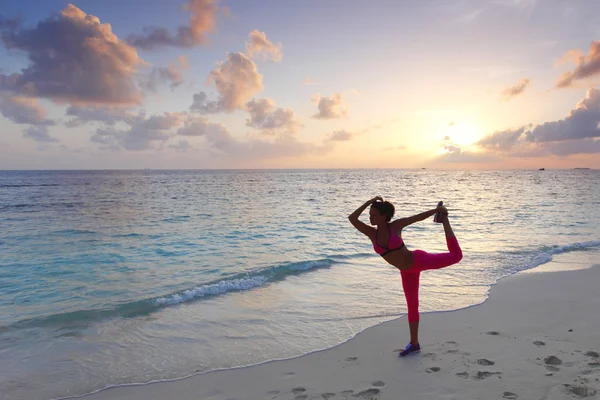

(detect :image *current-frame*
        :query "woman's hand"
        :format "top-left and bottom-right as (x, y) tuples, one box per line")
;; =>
(437, 205), (448, 214)
(371, 196), (383, 203)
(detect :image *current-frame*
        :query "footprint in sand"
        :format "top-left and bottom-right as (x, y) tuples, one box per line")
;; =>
(585, 351), (599, 358)
(588, 362), (600, 368)
(477, 359), (495, 366)
(563, 384), (598, 398)
(267, 390), (280, 395)
(371, 381), (385, 387)
(474, 371), (502, 380)
(345, 357), (358, 362)
(456, 372), (469, 379)
(446, 341), (458, 344)
(546, 365), (561, 372)
(341, 390), (354, 395)
(294, 396), (308, 400)
(486, 331), (500, 336)
(426, 367), (441, 373)
(533, 341), (546, 347)
(502, 392), (518, 399)
(353, 388), (380, 398)
(292, 387), (307, 395)
(321, 393), (336, 399)
(544, 356), (562, 366)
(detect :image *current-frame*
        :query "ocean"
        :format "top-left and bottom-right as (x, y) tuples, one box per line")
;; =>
(1, 169), (599, 400)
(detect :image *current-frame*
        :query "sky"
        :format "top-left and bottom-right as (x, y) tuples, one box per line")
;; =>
(1, 0), (600, 169)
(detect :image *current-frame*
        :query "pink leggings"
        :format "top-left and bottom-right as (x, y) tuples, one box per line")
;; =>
(400, 237), (462, 323)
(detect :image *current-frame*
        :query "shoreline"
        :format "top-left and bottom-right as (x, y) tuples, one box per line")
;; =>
(70, 257), (600, 400)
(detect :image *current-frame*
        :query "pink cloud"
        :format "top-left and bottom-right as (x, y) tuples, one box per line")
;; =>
(127, 0), (219, 50)
(245, 98), (300, 134)
(501, 78), (530, 100)
(191, 52), (263, 113)
(245, 30), (282, 62)
(555, 41), (600, 88)
(0, 5), (144, 106)
(312, 93), (348, 120)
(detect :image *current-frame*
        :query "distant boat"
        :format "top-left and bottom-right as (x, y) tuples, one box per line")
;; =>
(539, 168), (545, 171)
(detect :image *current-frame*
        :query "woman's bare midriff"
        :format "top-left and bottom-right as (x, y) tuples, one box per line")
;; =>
(381, 247), (415, 271)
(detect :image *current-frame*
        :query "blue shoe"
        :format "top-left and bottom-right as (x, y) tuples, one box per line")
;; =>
(399, 342), (420, 357)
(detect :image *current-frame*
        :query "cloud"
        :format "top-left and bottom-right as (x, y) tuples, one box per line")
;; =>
(436, 144), (497, 163)
(190, 52), (263, 113)
(312, 93), (348, 120)
(474, 88), (600, 157)
(169, 139), (193, 153)
(141, 56), (190, 92)
(325, 130), (353, 142)
(190, 92), (223, 113)
(476, 126), (527, 151)
(501, 78), (530, 100)
(540, 138), (600, 156)
(23, 125), (57, 142)
(245, 30), (282, 62)
(555, 41), (600, 88)
(245, 98), (300, 134)
(91, 112), (186, 151)
(0, 95), (54, 125)
(525, 88), (600, 142)
(177, 116), (332, 159)
(127, 0), (218, 50)
(65, 106), (137, 127)
(0, 5), (144, 105)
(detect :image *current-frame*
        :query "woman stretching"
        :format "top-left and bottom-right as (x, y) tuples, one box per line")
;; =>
(348, 196), (463, 357)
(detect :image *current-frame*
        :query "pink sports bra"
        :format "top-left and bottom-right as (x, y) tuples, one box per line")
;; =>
(372, 224), (406, 256)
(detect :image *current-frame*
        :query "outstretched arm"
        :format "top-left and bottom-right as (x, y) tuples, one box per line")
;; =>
(391, 206), (446, 231)
(348, 196), (381, 238)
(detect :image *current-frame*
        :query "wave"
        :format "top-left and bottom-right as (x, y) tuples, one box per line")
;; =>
(508, 240), (600, 274)
(3, 240), (599, 334)
(0, 257), (345, 332)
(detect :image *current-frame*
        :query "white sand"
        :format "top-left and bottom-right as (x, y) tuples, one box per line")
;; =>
(81, 263), (600, 400)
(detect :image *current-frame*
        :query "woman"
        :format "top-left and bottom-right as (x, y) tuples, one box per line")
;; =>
(348, 196), (463, 357)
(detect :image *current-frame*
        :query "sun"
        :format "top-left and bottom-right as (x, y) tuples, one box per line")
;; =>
(443, 121), (482, 146)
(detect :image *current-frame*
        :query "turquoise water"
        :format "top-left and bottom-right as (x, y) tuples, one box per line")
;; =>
(1, 169), (599, 399)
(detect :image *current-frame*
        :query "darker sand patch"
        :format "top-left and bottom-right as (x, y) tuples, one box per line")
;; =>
(474, 371), (501, 380)
(371, 381), (385, 387)
(546, 365), (561, 372)
(456, 372), (469, 379)
(585, 351), (599, 358)
(533, 341), (546, 347)
(321, 393), (336, 399)
(345, 357), (358, 362)
(292, 387), (307, 394)
(426, 367), (441, 373)
(295, 396), (308, 400)
(544, 356), (562, 365)
(477, 359), (495, 366)
(486, 331), (500, 335)
(503, 392), (518, 399)
(353, 388), (380, 398)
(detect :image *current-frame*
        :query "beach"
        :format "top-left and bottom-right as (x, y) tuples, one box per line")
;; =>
(78, 257), (600, 400)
